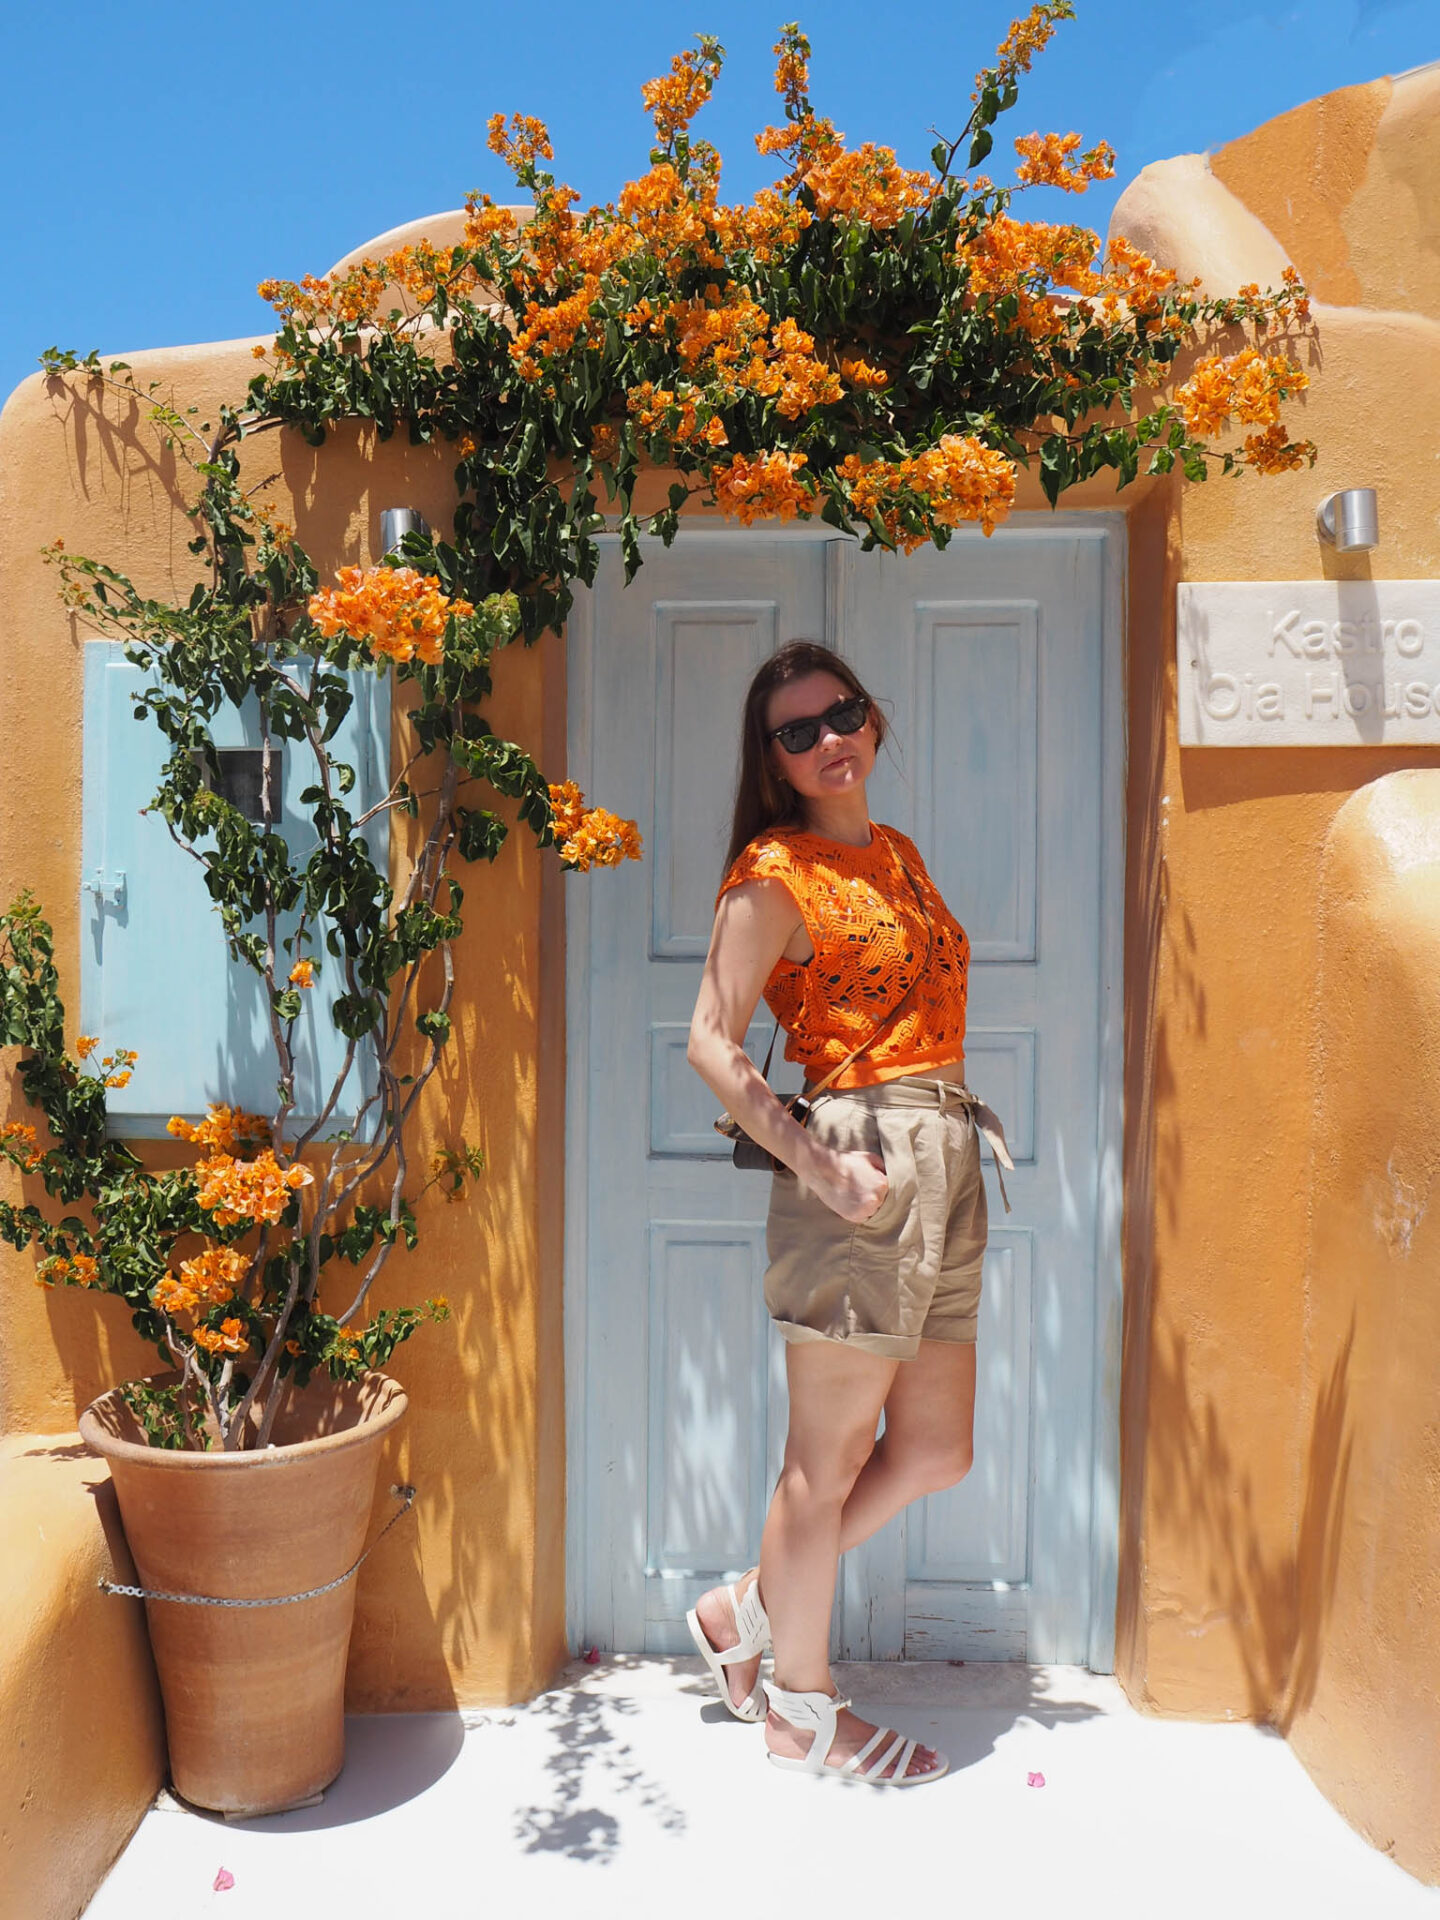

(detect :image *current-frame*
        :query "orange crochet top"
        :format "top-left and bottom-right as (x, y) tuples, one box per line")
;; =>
(716, 823), (969, 1090)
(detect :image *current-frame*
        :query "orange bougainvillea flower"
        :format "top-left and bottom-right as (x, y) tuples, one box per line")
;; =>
(641, 44), (721, 144)
(959, 214), (1102, 300)
(981, 2), (1069, 94)
(195, 1149), (314, 1228)
(461, 193), (522, 251)
(1100, 234), (1183, 316)
(0, 1121), (43, 1171)
(174, 1246), (248, 1309)
(152, 1273), (199, 1317)
(711, 449), (818, 525)
(167, 1105), (270, 1155)
(774, 36), (809, 107)
(1013, 131), (1115, 194)
(486, 111), (554, 170)
(1241, 423), (1315, 474)
(547, 780), (586, 840)
(799, 144), (935, 229)
(840, 355), (889, 391)
(192, 1317), (250, 1357)
(42, 1252), (102, 1289)
(308, 567), (474, 667)
(75, 1034), (98, 1059)
(839, 436), (1018, 547)
(1174, 347), (1307, 439)
(547, 782), (644, 872)
(288, 958), (315, 989)
(559, 810), (644, 872)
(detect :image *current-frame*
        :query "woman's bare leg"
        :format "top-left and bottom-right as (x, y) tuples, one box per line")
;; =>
(837, 1338), (976, 1552)
(760, 1340), (896, 1691)
(693, 1338), (975, 1713)
(693, 1338), (890, 1709)
(758, 1341), (944, 1778)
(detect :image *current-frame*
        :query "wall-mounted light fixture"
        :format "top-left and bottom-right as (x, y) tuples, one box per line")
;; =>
(380, 507), (431, 557)
(1316, 489), (1379, 552)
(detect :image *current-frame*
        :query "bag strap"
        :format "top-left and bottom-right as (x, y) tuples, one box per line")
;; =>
(757, 827), (935, 1109)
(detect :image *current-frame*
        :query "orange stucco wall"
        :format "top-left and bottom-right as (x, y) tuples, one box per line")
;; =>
(1110, 63), (1440, 1885)
(5, 59), (1440, 1902)
(0, 1436), (165, 1920)
(0, 341), (570, 1713)
(1286, 772), (1440, 1882)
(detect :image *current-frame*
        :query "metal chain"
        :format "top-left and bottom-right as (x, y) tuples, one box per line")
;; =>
(98, 1483), (416, 1609)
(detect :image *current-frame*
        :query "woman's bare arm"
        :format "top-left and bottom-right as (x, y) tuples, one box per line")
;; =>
(687, 879), (887, 1221)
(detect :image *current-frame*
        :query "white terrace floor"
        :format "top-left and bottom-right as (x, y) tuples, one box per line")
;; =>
(86, 1657), (1440, 1920)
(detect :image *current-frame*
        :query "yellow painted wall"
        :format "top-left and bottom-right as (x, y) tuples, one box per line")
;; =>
(0, 342), (570, 1710)
(1110, 65), (1440, 1884)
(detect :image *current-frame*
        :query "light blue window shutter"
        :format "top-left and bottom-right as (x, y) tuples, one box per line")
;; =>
(81, 643), (390, 1138)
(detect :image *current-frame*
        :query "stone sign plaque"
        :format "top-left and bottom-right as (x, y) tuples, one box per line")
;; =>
(1178, 581), (1440, 746)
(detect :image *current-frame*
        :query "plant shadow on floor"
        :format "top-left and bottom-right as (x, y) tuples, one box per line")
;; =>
(511, 1688), (687, 1863)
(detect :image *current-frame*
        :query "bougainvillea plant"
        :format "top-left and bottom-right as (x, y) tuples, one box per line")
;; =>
(5, 3), (1313, 1449)
(0, 564), (634, 1449)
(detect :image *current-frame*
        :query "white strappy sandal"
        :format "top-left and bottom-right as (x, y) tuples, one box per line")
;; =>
(762, 1680), (949, 1787)
(685, 1573), (771, 1723)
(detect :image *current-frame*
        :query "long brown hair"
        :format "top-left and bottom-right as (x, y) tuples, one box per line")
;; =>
(723, 641), (888, 874)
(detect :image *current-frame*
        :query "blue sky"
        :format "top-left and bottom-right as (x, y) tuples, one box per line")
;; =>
(2, 0), (1434, 407)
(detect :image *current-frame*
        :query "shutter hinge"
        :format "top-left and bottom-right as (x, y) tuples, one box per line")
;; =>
(83, 869), (127, 909)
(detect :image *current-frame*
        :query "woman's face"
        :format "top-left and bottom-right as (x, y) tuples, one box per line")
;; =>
(764, 670), (879, 808)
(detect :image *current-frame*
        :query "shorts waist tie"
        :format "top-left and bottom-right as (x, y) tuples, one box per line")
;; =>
(805, 1075), (1014, 1215)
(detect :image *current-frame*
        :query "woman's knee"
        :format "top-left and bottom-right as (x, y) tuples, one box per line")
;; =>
(890, 1432), (973, 1496)
(779, 1430), (876, 1506)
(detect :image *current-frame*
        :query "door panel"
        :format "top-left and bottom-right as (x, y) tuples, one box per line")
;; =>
(570, 540), (825, 1656)
(651, 601), (778, 958)
(913, 600), (1039, 962)
(842, 534), (1106, 1661)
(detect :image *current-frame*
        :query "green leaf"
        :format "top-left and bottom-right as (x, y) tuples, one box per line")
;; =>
(331, 992), (380, 1040)
(456, 808), (508, 862)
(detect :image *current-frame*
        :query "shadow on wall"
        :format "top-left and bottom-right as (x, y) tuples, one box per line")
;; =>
(1116, 489), (1174, 1680)
(1142, 1318), (1353, 1726)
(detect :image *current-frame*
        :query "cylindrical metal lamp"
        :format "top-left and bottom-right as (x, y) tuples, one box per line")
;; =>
(380, 507), (431, 556)
(1316, 489), (1379, 552)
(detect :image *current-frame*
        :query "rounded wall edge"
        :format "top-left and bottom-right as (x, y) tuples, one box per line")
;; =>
(1286, 769), (1440, 1885)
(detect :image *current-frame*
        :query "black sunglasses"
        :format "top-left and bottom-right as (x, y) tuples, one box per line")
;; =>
(767, 693), (870, 756)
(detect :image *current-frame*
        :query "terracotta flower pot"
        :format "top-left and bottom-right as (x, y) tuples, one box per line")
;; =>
(80, 1369), (408, 1817)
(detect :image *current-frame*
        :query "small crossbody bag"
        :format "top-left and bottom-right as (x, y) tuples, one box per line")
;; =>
(712, 836), (934, 1173)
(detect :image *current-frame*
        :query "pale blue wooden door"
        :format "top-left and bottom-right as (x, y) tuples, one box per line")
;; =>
(567, 525), (1120, 1664)
(81, 644), (388, 1136)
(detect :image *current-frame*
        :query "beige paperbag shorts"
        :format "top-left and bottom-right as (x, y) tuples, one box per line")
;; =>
(764, 1075), (996, 1359)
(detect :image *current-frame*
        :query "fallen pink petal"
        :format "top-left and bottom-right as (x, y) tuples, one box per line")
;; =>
(583, 1646), (601, 1664)
(1027, 1771), (1046, 1788)
(213, 1867), (236, 1892)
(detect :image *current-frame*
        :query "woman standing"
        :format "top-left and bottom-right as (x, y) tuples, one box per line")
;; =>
(685, 640), (1011, 1787)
